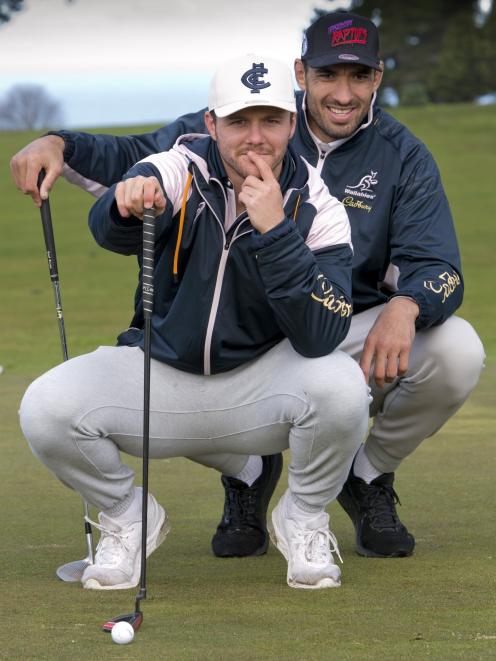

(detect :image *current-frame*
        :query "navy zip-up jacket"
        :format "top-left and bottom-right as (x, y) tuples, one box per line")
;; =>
(57, 91), (463, 330)
(89, 136), (354, 375)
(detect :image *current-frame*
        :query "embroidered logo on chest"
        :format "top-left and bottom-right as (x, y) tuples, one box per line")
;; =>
(341, 170), (378, 214)
(345, 171), (378, 198)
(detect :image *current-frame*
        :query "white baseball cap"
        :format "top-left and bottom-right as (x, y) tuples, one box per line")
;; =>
(208, 54), (296, 118)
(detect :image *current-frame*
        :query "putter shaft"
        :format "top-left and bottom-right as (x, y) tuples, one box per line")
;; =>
(105, 207), (156, 633)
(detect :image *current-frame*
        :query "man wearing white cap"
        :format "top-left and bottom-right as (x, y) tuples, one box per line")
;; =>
(20, 54), (370, 590)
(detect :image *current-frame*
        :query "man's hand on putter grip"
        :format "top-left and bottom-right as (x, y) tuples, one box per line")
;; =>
(10, 135), (65, 207)
(115, 176), (166, 219)
(239, 152), (285, 234)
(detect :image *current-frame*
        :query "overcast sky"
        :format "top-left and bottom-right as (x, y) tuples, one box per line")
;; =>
(0, 0), (344, 128)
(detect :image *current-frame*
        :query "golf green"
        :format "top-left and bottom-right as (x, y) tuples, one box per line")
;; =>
(1, 105), (494, 659)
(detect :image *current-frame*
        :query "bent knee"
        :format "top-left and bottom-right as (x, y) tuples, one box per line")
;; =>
(416, 317), (485, 398)
(300, 351), (371, 423)
(19, 373), (74, 457)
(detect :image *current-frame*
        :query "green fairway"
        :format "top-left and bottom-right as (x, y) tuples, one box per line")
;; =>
(1, 106), (495, 660)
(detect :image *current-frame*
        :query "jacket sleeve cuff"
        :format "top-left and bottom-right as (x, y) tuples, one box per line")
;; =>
(250, 217), (294, 251)
(45, 130), (76, 162)
(109, 199), (142, 228)
(389, 290), (431, 329)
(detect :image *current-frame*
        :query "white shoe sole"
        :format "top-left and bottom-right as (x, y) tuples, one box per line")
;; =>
(269, 508), (341, 590)
(83, 509), (170, 591)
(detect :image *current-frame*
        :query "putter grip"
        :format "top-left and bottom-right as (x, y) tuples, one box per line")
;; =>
(37, 169), (59, 281)
(142, 208), (156, 319)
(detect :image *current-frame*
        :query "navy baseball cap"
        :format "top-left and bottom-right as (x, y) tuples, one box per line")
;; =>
(301, 12), (381, 71)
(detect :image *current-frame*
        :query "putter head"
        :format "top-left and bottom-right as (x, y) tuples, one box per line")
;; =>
(56, 558), (92, 582)
(102, 611), (143, 633)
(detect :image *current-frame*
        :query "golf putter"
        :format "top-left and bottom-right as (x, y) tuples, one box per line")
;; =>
(37, 170), (95, 581)
(103, 206), (157, 634)
(55, 501), (94, 581)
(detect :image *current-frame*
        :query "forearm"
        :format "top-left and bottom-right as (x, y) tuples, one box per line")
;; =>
(253, 220), (353, 356)
(89, 160), (172, 253)
(392, 153), (463, 327)
(52, 130), (161, 189)
(393, 263), (463, 329)
(51, 109), (207, 191)
(88, 184), (142, 255)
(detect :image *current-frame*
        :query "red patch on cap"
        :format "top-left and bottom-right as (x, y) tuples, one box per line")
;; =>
(331, 28), (368, 47)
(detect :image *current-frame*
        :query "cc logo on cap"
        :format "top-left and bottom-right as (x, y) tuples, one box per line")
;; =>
(241, 63), (271, 94)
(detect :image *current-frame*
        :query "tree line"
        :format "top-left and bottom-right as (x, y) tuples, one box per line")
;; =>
(315, 0), (496, 105)
(1, 0), (495, 130)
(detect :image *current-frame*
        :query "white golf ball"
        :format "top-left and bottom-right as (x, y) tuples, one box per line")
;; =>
(111, 621), (134, 645)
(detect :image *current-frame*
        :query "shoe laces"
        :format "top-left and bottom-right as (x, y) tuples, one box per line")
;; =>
(223, 482), (258, 528)
(361, 483), (402, 530)
(85, 516), (136, 565)
(296, 527), (343, 565)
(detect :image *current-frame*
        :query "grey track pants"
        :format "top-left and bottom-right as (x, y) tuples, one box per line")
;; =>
(20, 339), (370, 512)
(339, 308), (485, 473)
(166, 309), (485, 476)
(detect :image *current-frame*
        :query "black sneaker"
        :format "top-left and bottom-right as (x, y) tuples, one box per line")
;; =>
(337, 470), (415, 558)
(211, 453), (283, 558)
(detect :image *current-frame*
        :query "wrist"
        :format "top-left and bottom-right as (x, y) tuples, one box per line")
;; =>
(45, 131), (72, 162)
(257, 215), (286, 234)
(388, 295), (420, 319)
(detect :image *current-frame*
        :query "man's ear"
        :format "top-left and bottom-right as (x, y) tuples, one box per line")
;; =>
(373, 63), (384, 92)
(294, 59), (307, 91)
(289, 112), (297, 139)
(204, 111), (217, 140)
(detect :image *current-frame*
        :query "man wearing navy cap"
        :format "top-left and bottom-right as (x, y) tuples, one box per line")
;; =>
(11, 11), (485, 562)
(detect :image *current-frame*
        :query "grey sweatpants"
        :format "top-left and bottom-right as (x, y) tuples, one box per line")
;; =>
(166, 309), (485, 476)
(339, 308), (485, 473)
(19, 339), (370, 512)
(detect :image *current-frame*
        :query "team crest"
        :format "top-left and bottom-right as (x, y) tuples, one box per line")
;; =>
(241, 63), (270, 94)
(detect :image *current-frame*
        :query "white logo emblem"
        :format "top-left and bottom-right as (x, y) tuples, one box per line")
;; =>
(193, 201), (206, 224)
(301, 34), (308, 57)
(344, 170), (378, 199)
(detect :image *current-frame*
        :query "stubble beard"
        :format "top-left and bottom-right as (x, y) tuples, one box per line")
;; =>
(306, 96), (369, 142)
(228, 150), (283, 182)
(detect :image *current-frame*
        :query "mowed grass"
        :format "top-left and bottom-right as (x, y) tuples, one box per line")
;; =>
(0, 105), (495, 660)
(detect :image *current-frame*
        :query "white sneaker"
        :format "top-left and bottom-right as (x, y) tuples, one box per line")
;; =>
(269, 494), (342, 589)
(81, 493), (170, 590)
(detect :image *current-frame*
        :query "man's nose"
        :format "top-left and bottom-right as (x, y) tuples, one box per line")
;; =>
(332, 76), (354, 105)
(246, 122), (264, 143)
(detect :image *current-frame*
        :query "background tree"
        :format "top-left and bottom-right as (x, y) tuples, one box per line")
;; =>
(313, 0), (495, 104)
(0, 0), (24, 26)
(428, 4), (496, 102)
(0, 84), (63, 130)
(1, 0), (76, 26)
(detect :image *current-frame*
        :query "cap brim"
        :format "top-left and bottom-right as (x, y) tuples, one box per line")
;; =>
(213, 99), (296, 118)
(304, 54), (382, 71)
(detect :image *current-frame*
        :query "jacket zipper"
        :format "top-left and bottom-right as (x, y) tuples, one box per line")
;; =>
(203, 223), (251, 375)
(192, 173), (251, 375)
